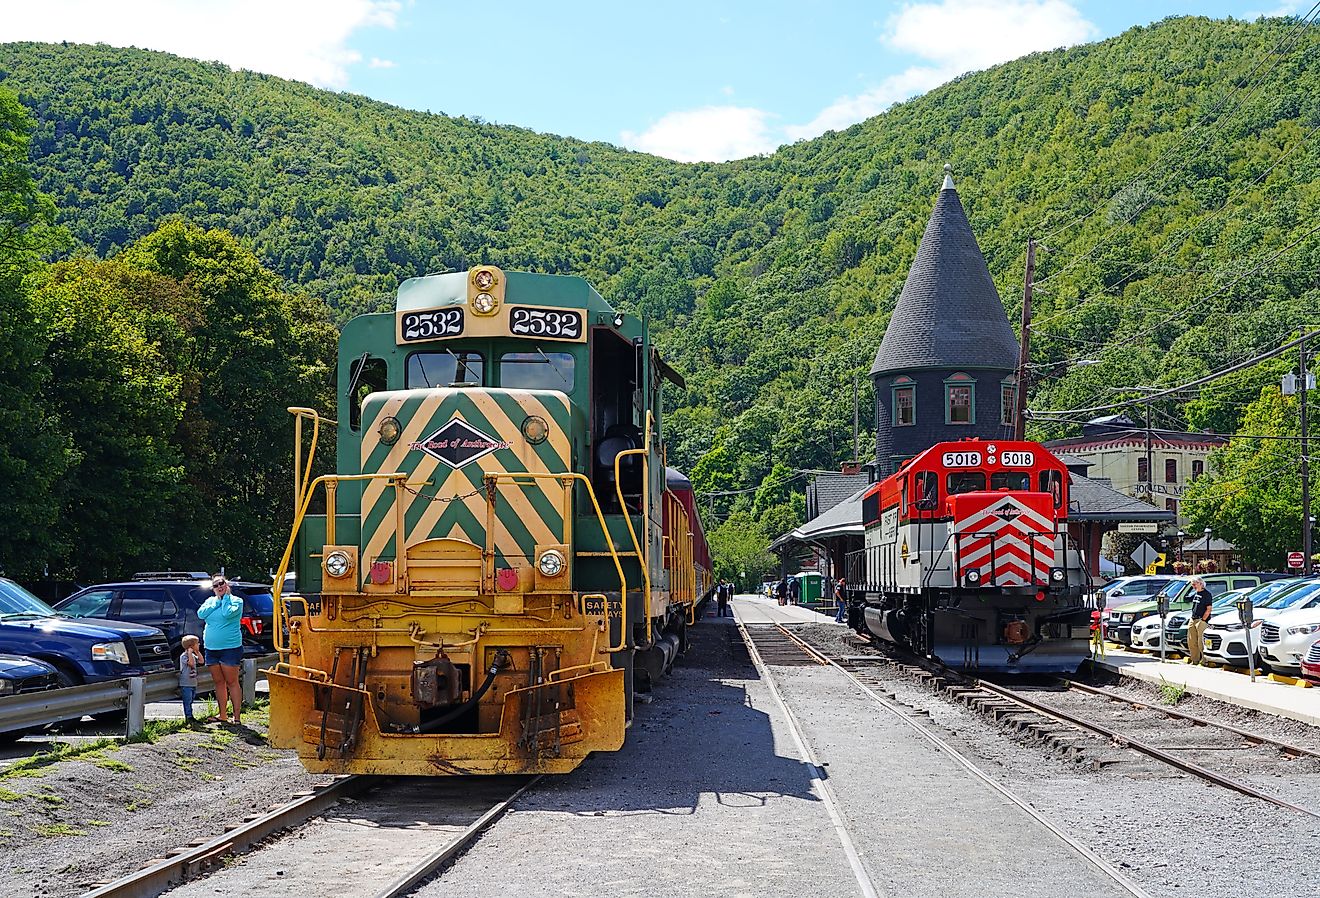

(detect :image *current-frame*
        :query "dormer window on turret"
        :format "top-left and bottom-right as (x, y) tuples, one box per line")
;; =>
(944, 372), (974, 425)
(892, 377), (916, 426)
(1000, 376), (1017, 427)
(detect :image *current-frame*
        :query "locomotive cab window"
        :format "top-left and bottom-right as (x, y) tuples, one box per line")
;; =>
(947, 472), (986, 494)
(406, 351), (484, 389)
(590, 327), (644, 510)
(347, 355), (388, 432)
(990, 471), (1030, 491)
(499, 350), (575, 391)
(1039, 470), (1064, 508)
(914, 471), (939, 509)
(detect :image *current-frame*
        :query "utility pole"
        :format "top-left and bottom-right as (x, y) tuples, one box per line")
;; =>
(1145, 397), (1154, 504)
(1013, 238), (1035, 441)
(1303, 335), (1312, 575)
(853, 373), (860, 462)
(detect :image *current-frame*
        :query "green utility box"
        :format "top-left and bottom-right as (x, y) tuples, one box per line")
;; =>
(792, 572), (824, 604)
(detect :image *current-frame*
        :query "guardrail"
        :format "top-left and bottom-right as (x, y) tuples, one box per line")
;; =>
(0, 654), (279, 738)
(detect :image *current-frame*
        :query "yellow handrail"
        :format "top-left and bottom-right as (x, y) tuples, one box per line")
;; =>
(614, 411), (654, 645)
(483, 471), (631, 653)
(272, 471), (406, 653)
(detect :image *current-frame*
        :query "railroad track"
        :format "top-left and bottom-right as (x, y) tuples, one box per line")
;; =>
(83, 774), (538, 898)
(739, 622), (1154, 898)
(779, 625), (1320, 821)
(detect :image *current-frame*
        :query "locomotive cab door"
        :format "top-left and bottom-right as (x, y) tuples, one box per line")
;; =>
(589, 326), (645, 512)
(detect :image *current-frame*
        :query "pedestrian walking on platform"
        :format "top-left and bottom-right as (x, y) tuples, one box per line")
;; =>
(1186, 576), (1214, 666)
(787, 576), (800, 605)
(777, 577), (788, 606)
(833, 577), (848, 624)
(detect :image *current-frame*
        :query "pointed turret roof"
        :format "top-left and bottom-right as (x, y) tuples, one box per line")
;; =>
(871, 166), (1020, 377)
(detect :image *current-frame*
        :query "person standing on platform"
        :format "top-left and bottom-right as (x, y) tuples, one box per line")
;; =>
(717, 581), (731, 617)
(834, 577), (848, 623)
(787, 576), (800, 605)
(777, 577), (788, 606)
(1186, 576), (1214, 666)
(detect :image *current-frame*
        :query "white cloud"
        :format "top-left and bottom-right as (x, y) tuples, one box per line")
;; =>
(789, 0), (1097, 142)
(369, 57), (396, 69)
(0, 0), (400, 89)
(621, 106), (778, 163)
(720, 85), (735, 97)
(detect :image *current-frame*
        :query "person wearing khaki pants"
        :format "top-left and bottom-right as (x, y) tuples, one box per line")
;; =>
(1186, 577), (1214, 666)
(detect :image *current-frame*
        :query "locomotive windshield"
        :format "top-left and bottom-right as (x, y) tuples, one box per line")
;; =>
(406, 350), (484, 388)
(990, 471), (1031, 491)
(947, 472), (985, 494)
(500, 350), (575, 391)
(915, 471), (938, 509)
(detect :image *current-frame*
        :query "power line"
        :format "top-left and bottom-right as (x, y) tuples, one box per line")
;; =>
(1030, 328), (1320, 417)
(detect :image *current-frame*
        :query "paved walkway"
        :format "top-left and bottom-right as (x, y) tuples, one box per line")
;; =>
(732, 593), (840, 625)
(1093, 647), (1318, 726)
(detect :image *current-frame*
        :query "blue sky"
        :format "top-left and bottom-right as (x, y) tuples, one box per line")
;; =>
(2, 1), (1305, 161)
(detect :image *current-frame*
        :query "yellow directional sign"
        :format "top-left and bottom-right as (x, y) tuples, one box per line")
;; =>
(1144, 553), (1167, 575)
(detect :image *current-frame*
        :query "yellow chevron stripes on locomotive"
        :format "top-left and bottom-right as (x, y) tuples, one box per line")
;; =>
(359, 389), (571, 565)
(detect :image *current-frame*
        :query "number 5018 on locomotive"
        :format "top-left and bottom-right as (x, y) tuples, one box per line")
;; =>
(846, 440), (1093, 672)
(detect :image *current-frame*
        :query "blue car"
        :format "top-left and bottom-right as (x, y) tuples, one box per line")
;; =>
(0, 578), (172, 686)
(0, 653), (60, 742)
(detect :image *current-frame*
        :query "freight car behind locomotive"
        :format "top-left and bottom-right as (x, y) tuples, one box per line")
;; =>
(847, 440), (1092, 672)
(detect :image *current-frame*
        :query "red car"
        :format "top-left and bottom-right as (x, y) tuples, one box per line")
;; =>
(1302, 637), (1320, 684)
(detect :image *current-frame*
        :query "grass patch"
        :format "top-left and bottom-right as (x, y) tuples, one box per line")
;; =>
(1, 738), (117, 780)
(1158, 676), (1187, 705)
(126, 718), (187, 745)
(34, 823), (84, 837)
(125, 797), (153, 812)
(200, 772), (219, 782)
(0, 787), (22, 802)
(86, 820), (110, 826)
(36, 793), (64, 807)
(93, 757), (133, 773)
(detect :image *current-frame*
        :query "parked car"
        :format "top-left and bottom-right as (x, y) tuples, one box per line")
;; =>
(1256, 605), (1320, 674)
(55, 574), (265, 660)
(0, 577), (172, 685)
(0, 653), (60, 743)
(229, 581), (276, 652)
(1202, 579), (1320, 668)
(1130, 587), (1254, 652)
(1301, 639), (1320, 684)
(1097, 576), (1173, 611)
(1106, 573), (1286, 645)
(1165, 582), (1300, 652)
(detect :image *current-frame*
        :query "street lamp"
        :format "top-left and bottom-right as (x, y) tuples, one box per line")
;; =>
(1203, 527), (1213, 571)
(1176, 530), (1185, 563)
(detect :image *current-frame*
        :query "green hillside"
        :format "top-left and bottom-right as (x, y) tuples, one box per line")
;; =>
(4, 16), (1320, 575)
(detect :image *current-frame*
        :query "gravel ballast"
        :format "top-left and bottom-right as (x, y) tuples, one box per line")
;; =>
(0, 716), (329, 898)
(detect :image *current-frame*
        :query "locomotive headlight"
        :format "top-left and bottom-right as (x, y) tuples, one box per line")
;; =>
(537, 549), (566, 578)
(521, 415), (549, 444)
(325, 550), (353, 579)
(612, 312), (625, 328)
(472, 291), (499, 315)
(965, 569), (982, 586)
(378, 416), (401, 446)
(1050, 567), (1066, 584)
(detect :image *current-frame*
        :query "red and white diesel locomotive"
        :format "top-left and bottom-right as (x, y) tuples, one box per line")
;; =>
(847, 439), (1092, 672)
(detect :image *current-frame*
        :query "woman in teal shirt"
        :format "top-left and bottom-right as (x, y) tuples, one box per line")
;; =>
(198, 575), (245, 724)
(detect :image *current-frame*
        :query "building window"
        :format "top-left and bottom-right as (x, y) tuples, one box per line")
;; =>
(944, 373), (975, 425)
(1137, 457), (1149, 485)
(1192, 459), (1204, 481)
(1165, 458), (1177, 483)
(892, 380), (915, 427)
(1000, 383), (1016, 427)
(1165, 498), (1178, 515)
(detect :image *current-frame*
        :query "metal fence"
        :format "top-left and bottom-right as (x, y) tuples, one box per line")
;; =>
(0, 654), (278, 738)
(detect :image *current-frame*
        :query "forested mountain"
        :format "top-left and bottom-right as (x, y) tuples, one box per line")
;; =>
(4, 16), (1320, 577)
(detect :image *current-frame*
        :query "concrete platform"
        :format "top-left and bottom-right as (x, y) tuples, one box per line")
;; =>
(1092, 647), (1319, 727)
(732, 593), (841, 625)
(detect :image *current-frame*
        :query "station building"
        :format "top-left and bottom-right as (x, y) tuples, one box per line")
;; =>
(772, 167), (1172, 584)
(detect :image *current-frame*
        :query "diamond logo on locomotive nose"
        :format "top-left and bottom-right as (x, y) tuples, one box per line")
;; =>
(409, 417), (509, 468)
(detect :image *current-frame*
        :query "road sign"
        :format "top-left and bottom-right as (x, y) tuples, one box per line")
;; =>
(1130, 541), (1160, 571)
(1118, 522), (1159, 533)
(1288, 551), (1305, 569)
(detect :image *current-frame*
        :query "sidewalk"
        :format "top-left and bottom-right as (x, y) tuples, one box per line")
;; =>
(731, 593), (841, 625)
(1092, 647), (1319, 726)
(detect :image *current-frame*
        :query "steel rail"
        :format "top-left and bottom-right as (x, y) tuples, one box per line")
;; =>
(1064, 679), (1320, 760)
(758, 626), (1154, 898)
(371, 776), (541, 898)
(974, 679), (1320, 820)
(81, 775), (374, 898)
(740, 624), (829, 666)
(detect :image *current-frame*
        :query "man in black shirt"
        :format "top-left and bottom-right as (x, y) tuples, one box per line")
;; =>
(1186, 577), (1215, 666)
